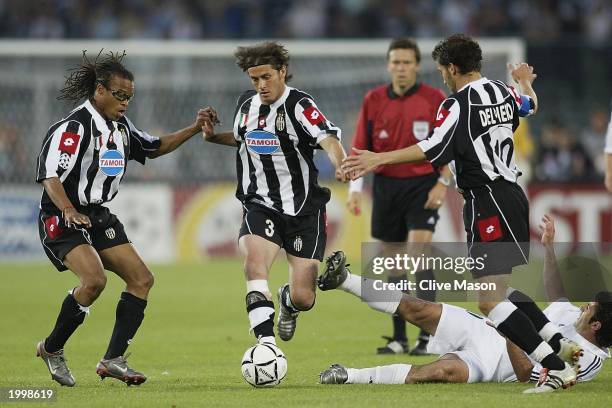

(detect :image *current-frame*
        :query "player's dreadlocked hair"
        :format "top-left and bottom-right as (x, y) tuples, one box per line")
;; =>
(234, 42), (293, 83)
(593, 291), (612, 347)
(432, 34), (482, 74)
(57, 50), (134, 103)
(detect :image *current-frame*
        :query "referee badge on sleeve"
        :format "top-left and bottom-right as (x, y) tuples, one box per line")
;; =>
(413, 120), (430, 141)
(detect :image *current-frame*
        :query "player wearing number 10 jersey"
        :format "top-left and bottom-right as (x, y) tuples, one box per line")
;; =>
(343, 34), (581, 392)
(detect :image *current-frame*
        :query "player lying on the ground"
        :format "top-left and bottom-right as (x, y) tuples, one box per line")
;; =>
(317, 215), (611, 393)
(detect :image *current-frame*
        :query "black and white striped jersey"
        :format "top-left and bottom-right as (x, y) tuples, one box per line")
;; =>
(36, 99), (160, 213)
(232, 86), (341, 216)
(527, 301), (610, 383)
(417, 77), (535, 190)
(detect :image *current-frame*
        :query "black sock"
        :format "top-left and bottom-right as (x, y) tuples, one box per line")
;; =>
(508, 289), (562, 352)
(497, 309), (565, 370)
(246, 291), (275, 339)
(104, 292), (147, 360)
(389, 275), (407, 341)
(45, 292), (87, 353)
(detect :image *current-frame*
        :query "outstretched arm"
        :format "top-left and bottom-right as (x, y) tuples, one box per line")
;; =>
(540, 214), (567, 301)
(319, 136), (349, 182)
(150, 107), (221, 157)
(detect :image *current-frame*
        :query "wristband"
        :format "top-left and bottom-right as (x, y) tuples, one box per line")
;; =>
(349, 178), (364, 193)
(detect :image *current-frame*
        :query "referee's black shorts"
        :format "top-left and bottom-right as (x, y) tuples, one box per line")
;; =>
(371, 173), (440, 242)
(462, 180), (530, 278)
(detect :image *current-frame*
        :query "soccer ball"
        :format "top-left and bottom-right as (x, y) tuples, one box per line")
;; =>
(241, 343), (287, 387)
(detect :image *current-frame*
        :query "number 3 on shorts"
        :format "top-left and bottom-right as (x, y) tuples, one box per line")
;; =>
(265, 219), (275, 237)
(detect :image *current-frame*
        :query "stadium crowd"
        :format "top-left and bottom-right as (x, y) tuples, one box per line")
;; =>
(0, 0), (610, 43)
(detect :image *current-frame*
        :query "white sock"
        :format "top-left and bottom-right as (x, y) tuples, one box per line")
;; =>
(346, 364), (412, 384)
(539, 322), (561, 342)
(258, 336), (276, 345)
(246, 279), (271, 299)
(339, 272), (362, 297)
(340, 273), (402, 315)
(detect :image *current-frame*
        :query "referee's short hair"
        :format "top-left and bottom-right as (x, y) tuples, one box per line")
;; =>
(235, 42), (293, 82)
(387, 38), (421, 63)
(432, 34), (482, 74)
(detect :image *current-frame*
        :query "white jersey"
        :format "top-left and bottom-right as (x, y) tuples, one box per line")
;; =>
(524, 301), (610, 382)
(428, 303), (609, 383)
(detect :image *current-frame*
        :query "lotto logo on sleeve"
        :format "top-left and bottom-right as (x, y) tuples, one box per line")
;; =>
(303, 106), (325, 126)
(434, 108), (450, 128)
(58, 132), (81, 155)
(99, 150), (125, 176)
(245, 130), (281, 155)
(477, 215), (503, 242)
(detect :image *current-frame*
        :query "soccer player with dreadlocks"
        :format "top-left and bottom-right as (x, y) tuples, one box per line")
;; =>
(35, 50), (217, 387)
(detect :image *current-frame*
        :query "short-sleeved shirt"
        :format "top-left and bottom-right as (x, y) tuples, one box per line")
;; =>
(352, 83), (445, 178)
(36, 99), (160, 214)
(233, 86), (341, 217)
(417, 77), (535, 190)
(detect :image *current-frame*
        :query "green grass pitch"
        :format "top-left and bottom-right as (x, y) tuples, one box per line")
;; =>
(1, 261), (610, 407)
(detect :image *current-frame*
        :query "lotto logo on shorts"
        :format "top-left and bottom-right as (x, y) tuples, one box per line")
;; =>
(245, 130), (281, 155)
(477, 216), (502, 242)
(99, 150), (125, 177)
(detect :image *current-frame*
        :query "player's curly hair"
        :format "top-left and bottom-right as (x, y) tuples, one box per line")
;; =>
(57, 50), (134, 103)
(234, 42), (293, 82)
(592, 291), (612, 347)
(387, 38), (421, 63)
(432, 34), (482, 74)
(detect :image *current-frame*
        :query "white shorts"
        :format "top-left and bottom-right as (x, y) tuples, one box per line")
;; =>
(427, 304), (515, 383)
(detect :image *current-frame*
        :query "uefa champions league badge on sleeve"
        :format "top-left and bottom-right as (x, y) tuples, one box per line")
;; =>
(245, 130), (281, 155)
(99, 150), (125, 176)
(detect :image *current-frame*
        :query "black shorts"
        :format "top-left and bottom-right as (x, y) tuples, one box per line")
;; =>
(38, 206), (130, 271)
(239, 202), (326, 261)
(462, 180), (530, 278)
(371, 173), (440, 242)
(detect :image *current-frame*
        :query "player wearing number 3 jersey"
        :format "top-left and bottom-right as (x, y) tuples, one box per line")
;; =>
(201, 42), (348, 347)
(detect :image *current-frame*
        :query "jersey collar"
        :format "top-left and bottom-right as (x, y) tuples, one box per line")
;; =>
(83, 99), (115, 132)
(387, 82), (420, 99)
(458, 76), (488, 92)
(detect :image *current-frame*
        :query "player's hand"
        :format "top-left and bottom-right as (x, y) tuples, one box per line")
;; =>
(424, 182), (447, 210)
(347, 191), (362, 216)
(335, 167), (349, 183)
(63, 207), (92, 229)
(508, 63), (537, 84)
(539, 214), (555, 247)
(341, 148), (381, 179)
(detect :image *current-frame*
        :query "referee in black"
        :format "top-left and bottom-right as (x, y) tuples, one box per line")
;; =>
(35, 50), (216, 387)
(343, 34), (578, 391)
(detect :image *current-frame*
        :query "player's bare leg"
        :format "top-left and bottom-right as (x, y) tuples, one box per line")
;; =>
(94, 244), (153, 385)
(377, 241), (411, 354)
(320, 354), (468, 384)
(277, 255), (318, 341)
(406, 230), (436, 355)
(37, 244), (105, 387)
(240, 235), (281, 344)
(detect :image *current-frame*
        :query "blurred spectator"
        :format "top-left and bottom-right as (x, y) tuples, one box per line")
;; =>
(0, 0), (609, 41)
(581, 107), (610, 175)
(534, 119), (596, 183)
